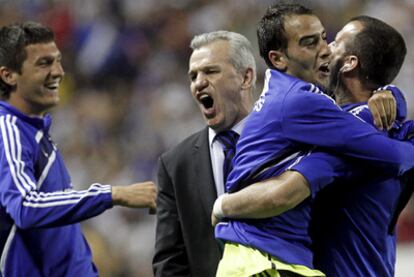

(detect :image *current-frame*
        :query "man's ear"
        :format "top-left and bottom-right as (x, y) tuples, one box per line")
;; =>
(240, 67), (254, 90)
(0, 66), (17, 86)
(340, 55), (358, 73)
(268, 50), (287, 71)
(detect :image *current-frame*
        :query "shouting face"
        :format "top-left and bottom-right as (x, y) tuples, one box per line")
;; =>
(188, 40), (249, 132)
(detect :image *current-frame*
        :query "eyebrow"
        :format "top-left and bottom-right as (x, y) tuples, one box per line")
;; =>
(298, 31), (326, 45)
(188, 64), (219, 76)
(35, 52), (62, 62)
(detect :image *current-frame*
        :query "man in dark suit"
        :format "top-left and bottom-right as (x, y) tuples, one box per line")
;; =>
(152, 30), (256, 277)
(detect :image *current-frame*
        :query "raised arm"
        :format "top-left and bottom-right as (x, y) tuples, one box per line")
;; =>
(281, 86), (414, 175)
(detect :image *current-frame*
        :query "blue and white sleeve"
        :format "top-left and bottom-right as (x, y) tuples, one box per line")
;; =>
(0, 117), (112, 229)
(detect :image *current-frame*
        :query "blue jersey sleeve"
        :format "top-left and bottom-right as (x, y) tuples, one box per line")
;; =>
(289, 87), (408, 196)
(288, 150), (352, 198)
(281, 84), (414, 176)
(289, 105), (372, 197)
(0, 118), (113, 229)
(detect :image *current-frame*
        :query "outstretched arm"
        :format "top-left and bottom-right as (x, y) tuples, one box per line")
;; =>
(112, 182), (157, 212)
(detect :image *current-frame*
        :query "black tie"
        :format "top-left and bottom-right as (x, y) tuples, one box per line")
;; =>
(215, 131), (240, 189)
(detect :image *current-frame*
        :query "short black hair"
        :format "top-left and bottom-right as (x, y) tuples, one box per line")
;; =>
(0, 21), (55, 98)
(345, 15), (406, 88)
(257, 1), (313, 68)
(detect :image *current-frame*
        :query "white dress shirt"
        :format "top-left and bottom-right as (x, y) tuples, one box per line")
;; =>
(208, 117), (247, 196)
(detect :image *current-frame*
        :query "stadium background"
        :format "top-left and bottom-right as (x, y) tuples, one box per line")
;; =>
(1, 0), (413, 276)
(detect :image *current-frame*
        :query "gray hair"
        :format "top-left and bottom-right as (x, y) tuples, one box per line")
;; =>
(190, 30), (257, 86)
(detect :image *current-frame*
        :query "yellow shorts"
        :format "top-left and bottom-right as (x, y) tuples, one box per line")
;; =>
(216, 242), (325, 277)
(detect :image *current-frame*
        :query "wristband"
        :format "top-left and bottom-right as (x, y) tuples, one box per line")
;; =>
(213, 193), (227, 219)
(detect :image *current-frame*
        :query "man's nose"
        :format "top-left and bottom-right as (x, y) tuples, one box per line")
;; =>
(51, 62), (65, 78)
(194, 74), (208, 91)
(320, 41), (332, 60)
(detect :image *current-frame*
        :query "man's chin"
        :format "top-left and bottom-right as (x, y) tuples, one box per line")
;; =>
(207, 120), (227, 133)
(206, 117), (219, 128)
(41, 100), (59, 111)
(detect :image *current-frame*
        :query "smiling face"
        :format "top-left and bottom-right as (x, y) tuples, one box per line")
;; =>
(188, 40), (249, 132)
(283, 14), (331, 89)
(9, 41), (64, 116)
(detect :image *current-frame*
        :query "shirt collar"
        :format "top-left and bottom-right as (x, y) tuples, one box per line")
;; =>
(0, 101), (52, 131)
(209, 116), (248, 147)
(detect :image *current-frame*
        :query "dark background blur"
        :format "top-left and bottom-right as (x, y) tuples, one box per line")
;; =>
(1, 0), (413, 276)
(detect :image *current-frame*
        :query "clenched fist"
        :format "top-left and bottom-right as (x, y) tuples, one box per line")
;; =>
(112, 182), (157, 212)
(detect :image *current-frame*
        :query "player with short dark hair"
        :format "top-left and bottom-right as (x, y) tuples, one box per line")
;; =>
(213, 3), (414, 276)
(0, 21), (157, 276)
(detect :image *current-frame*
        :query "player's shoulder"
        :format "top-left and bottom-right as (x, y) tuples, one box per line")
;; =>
(345, 103), (373, 124)
(160, 128), (207, 162)
(0, 109), (26, 134)
(283, 81), (338, 115)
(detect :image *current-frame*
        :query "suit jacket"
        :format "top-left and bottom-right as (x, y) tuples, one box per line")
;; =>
(153, 127), (222, 277)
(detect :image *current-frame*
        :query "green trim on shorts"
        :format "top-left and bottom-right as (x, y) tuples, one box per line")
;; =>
(216, 242), (325, 277)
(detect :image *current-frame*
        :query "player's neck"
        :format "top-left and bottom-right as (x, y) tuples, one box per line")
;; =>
(336, 79), (371, 105)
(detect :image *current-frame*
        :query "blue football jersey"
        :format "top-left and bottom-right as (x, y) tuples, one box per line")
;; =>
(301, 103), (404, 277)
(0, 101), (113, 276)
(215, 69), (414, 269)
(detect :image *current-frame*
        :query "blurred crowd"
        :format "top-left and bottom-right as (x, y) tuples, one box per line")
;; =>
(0, 0), (413, 276)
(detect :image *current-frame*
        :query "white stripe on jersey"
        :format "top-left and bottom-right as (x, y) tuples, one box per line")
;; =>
(28, 183), (109, 198)
(349, 105), (368, 116)
(309, 83), (319, 94)
(36, 150), (56, 189)
(376, 84), (396, 91)
(35, 130), (43, 143)
(0, 224), (16, 275)
(9, 116), (37, 192)
(263, 69), (271, 94)
(1, 114), (112, 208)
(24, 184), (111, 203)
(23, 189), (111, 208)
(286, 150), (314, 171)
(0, 116), (34, 195)
(348, 105), (369, 123)
(22, 184), (111, 208)
(307, 83), (338, 106)
(253, 151), (302, 179)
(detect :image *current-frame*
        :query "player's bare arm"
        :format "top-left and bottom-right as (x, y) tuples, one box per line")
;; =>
(112, 181), (157, 211)
(212, 171), (310, 226)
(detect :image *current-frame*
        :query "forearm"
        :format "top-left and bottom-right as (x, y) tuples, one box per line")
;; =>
(218, 171), (310, 219)
(10, 183), (112, 229)
(111, 181), (157, 210)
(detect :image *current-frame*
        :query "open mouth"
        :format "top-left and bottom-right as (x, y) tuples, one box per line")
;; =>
(319, 63), (330, 74)
(44, 83), (59, 90)
(199, 94), (214, 109)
